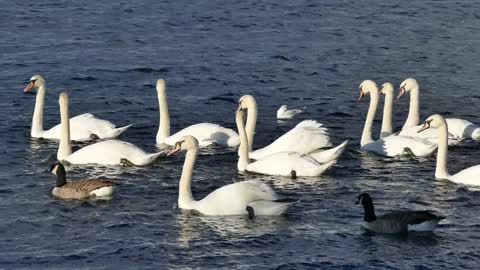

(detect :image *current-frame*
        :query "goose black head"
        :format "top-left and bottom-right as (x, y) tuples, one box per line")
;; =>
(355, 193), (372, 206)
(356, 193), (376, 222)
(50, 163), (67, 187)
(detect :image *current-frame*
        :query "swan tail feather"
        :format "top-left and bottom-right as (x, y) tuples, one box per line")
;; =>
(247, 199), (298, 215)
(472, 128), (480, 140)
(309, 140), (348, 163)
(131, 151), (165, 166)
(312, 160), (336, 176)
(102, 124), (131, 139)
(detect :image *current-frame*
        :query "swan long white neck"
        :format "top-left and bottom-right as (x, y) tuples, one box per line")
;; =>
(435, 119), (450, 179)
(58, 94), (72, 160)
(245, 99), (257, 152)
(31, 84), (46, 136)
(361, 89), (379, 147)
(380, 91), (394, 138)
(236, 110), (250, 171)
(178, 147), (198, 209)
(156, 80), (170, 144)
(403, 87), (420, 129)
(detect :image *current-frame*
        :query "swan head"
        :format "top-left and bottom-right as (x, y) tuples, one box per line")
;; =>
(24, 74), (45, 93)
(357, 80), (377, 102)
(380, 83), (394, 96)
(59, 92), (69, 106)
(167, 135), (199, 156)
(398, 78), (418, 99)
(156, 79), (166, 93)
(238, 95), (257, 111)
(278, 105), (288, 112)
(418, 114), (445, 133)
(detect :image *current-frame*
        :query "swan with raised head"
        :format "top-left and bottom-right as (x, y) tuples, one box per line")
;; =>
(167, 135), (297, 216)
(398, 78), (479, 142)
(277, 105), (303, 119)
(379, 83), (394, 138)
(236, 108), (336, 177)
(24, 75), (130, 141)
(238, 95), (337, 160)
(418, 114), (480, 186)
(358, 80), (437, 157)
(155, 79), (239, 147)
(356, 193), (444, 234)
(57, 92), (163, 166)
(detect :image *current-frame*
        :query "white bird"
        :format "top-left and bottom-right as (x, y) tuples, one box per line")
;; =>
(24, 75), (130, 141)
(155, 79), (239, 147)
(358, 80), (437, 157)
(238, 95), (343, 160)
(397, 78), (479, 142)
(236, 108), (337, 177)
(167, 135), (297, 217)
(276, 105), (303, 120)
(57, 92), (163, 166)
(418, 114), (480, 186)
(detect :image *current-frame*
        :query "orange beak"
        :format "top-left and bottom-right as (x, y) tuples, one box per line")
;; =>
(357, 90), (365, 102)
(417, 122), (430, 133)
(397, 87), (406, 99)
(24, 81), (35, 93)
(167, 144), (182, 156)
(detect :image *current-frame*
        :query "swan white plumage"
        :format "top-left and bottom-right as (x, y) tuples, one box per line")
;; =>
(358, 80), (437, 157)
(397, 78), (479, 142)
(24, 75), (130, 141)
(418, 114), (480, 186)
(276, 105), (303, 119)
(236, 108), (336, 177)
(57, 92), (163, 166)
(238, 95), (333, 160)
(155, 79), (239, 147)
(167, 135), (297, 216)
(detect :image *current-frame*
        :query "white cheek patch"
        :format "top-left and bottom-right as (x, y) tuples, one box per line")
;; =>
(51, 165), (58, 175)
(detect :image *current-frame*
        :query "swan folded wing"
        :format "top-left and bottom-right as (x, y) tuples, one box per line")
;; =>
(246, 152), (325, 176)
(445, 118), (479, 139)
(363, 136), (435, 157)
(250, 120), (331, 159)
(449, 165), (480, 186)
(165, 123), (239, 147)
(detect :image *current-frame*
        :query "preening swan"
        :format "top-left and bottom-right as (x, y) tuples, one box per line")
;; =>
(398, 78), (480, 142)
(50, 163), (115, 199)
(418, 114), (480, 186)
(238, 95), (333, 160)
(358, 80), (436, 157)
(155, 79), (239, 147)
(277, 105), (303, 119)
(57, 92), (163, 166)
(356, 193), (444, 234)
(167, 135), (297, 216)
(236, 108), (336, 177)
(24, 75), (130, 141)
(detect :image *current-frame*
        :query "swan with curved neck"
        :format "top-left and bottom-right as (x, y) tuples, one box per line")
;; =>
(155, 79), (239, 147)
(57, 92), (163, 166)
(166, 135), (296, 216)
(418, 114), (480, 186)
(24, 75), (131, 141)
(358, 80), (436, 157)
(237, 95), (346, 161)
(236, 108), (336, 177)
(398, 78), (480, 141)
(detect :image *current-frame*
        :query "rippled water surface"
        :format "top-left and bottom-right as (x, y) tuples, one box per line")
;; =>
(2, 0), (480, 269)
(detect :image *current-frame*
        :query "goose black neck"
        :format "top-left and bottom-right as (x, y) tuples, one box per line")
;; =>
(56, 164), (67, 187)
(362, 199), (376, 222)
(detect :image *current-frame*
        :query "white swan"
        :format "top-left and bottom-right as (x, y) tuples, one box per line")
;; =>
(277, 105), (303, 119)
(397, 78), (479, 142)
(236, 108), (336, 177)
(24, 75), (130, 141)
(418, 114), (480, 186)
(238, 95), (333, 160)
(167, 135), (297, 216)
(57, 92), (163, 166)
(358, 80), (437, 157)
(155, 79), (239, 147)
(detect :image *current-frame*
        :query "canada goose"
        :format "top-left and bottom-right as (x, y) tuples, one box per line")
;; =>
(50, 163), (115, 200)
(355, 193), (444, 234)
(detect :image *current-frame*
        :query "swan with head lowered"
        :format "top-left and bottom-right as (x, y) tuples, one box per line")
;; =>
(397, 78), (479, 143)
(236, 108), (337, 177)
(418, 114), (480, 186)
(167, 135), (297, 217)
(24, 75), (131, 141)
(358, 80), (436, 157)
(155, 79), (239, 147)
(57, 92), (163, 166)
(238, 95), (347, 161)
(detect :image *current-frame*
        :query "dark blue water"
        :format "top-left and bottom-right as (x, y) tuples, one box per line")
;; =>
(2, 0), (480, 269)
